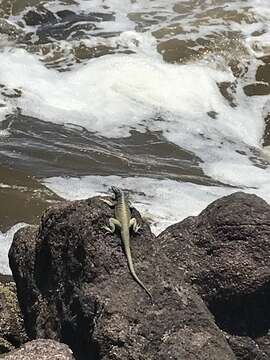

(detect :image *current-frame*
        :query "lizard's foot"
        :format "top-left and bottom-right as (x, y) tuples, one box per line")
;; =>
(130, 217), (141, 233)
(102, 218), (121, 235)
(101, 225), (114, 235)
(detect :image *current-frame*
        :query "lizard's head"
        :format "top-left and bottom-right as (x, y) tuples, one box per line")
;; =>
(111, 186), (122, 199)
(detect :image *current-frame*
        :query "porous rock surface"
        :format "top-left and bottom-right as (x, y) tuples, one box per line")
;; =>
(9, 196), (235, 360)
(226, 334), (268, 360)
(0, 281), (27, 354)
(2, 339), (74, 359)
(158, 191), (270, 358)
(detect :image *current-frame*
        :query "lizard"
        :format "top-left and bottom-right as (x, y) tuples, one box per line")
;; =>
(102, 186), (152, 300)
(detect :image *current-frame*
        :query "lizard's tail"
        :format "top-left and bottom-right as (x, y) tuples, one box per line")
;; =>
(125, 241), (153, 301)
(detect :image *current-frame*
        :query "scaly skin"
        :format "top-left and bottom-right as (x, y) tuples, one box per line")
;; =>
(102, 186), (152, 300)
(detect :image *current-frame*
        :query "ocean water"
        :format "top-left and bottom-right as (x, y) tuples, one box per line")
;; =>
(0, 0), (270, 273)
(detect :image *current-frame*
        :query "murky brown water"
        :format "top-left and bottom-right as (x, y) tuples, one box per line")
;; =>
(0, 112), (220, 230)
(0, 165), (59, 231)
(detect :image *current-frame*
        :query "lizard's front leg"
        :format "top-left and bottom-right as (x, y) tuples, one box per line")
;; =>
(129, 217), (141, 233)
(103, 218), (121, 234)
(100, 198), (115, 207)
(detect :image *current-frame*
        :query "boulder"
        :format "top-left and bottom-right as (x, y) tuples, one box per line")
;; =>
(23, 5), (57, 26)
(256, 64), (270, 84)
(243, 83), (270, 96)
(226, 335), (268, 360)
(2, 339), (74, 359)
(0, 281), (27, 354)
(9, 196), (235, 360)
(158, 191), (270, 356)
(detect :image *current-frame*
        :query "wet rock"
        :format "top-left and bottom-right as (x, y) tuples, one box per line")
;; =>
(56, 10), (115, 23)
(158, 191), (270, 356)
(23, 6), (57, 26)
(256, 64), (270, 84)
(243, 82), (270, 96)
(9, 197), (235, 360)
(24, 7), (114, 44)
(259, 55), (270, 64)
(0, 281), (27, 354)
(74, 43), (116, 61)
(228, 59), (249, 79)
(2, 339), (74, 359)
(218, 81), (237, 108)
(157, 38), (198, 63)
(263, 112), (270, 147)
(35, 21), (96, 43)
(0, 19), (24, 44)
(56, 10), (77, 20)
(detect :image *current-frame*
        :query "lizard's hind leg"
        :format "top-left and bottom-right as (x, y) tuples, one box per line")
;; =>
(102, 218), (121, 234)
(130, 217), (141, 233)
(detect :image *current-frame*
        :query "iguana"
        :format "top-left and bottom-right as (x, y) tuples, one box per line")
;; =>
(102, 186), (152, 300)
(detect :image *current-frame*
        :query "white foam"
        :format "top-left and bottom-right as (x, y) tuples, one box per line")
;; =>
(0, 0), (270, 196)
(0, 48), (233, 136)
(0, 47), (268, 189)
(43, 173), (270, 235)
(0, 223), (28, 275)
(0, 129), (10, 138)
(42, 175), (236, 234)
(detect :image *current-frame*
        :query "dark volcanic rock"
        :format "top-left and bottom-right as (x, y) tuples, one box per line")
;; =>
(2, 339), (74, 359)
(9, 196), (235, 360)
(23, 7), (114, 44)
(259, 55), (270, 64)
(0, 19), (24, 43)
(158, 191), (270, 356)
(35, 21), (96, 43)
(0, 281), (27, 354)
(256, 64), (270, 84)
(263, 112), (270, 147)
(243, 82), (270, 96)
(23, 5), (57, 26)
(56, 10), (115, 23)
(226, 335), (268, 360)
